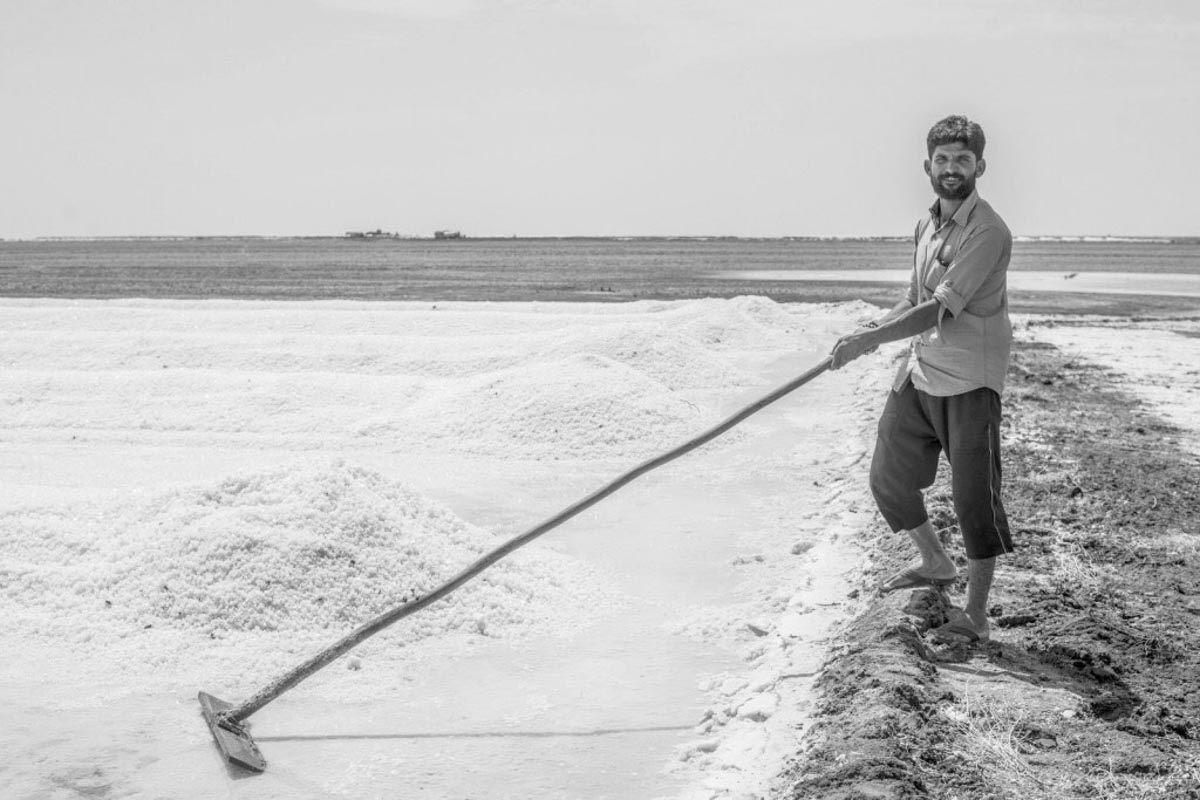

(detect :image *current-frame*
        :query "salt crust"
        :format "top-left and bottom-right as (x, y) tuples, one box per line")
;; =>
(1, 296), (859, 462)
(1, 461), (620, 674)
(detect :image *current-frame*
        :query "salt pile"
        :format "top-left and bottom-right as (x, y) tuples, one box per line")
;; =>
(542, 297), (806, 393)
(399, 354), (706, 458)
(390, 297), (824, 459)
(2, 461), (617, 645)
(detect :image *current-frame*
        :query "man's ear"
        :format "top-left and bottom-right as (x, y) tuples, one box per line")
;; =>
(976, 158), (986, 177)
(924, 159), (932, 176)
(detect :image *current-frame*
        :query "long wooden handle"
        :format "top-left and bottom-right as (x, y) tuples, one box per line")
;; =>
(224, 356), (833, 722)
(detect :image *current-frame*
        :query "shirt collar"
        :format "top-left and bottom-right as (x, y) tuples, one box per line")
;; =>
(928, 189), (981, 228)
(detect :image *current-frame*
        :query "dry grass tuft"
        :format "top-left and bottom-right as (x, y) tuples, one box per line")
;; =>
(940, 688), (1200, 800)
(1048, 539), (1122, 594)
(937, 691), (1050, 798)
(1073, 755), (1200, 800)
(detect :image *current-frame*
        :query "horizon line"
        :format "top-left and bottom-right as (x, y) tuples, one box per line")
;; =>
(5, 233), (1196, 244)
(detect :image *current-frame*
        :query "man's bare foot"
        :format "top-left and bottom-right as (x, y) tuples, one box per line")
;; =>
(933, 609), (990, 643)
(878, 564), (959, 594)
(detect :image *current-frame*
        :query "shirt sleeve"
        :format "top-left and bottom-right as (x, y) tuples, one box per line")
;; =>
(906, 268), (920, 307)
(906, 220), (923, 307)
(932, 224), (1008, 317)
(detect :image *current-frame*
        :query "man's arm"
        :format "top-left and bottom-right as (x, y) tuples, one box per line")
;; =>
(877, 298), (917, 327)
(829, 298), (941, 370)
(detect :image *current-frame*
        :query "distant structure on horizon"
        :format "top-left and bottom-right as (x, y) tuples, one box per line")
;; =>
(344, 229), (401, 239)
(433, 230), (463, 239)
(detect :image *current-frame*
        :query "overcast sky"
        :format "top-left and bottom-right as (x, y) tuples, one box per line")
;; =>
(3, 0), (1197, 238)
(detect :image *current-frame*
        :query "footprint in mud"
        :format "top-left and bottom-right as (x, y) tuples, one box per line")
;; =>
(964, 619), (1146, 724)
(1029, 639), (1141, 721)
(901, 592), (1147, 720)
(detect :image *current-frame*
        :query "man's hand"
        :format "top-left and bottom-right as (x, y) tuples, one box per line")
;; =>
(830, 327), (879, 370)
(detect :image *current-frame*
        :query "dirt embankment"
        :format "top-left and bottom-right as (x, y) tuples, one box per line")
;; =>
(782, 332), (1200, 799)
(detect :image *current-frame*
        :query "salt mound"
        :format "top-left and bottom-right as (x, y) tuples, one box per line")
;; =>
(666, 296), (803, 351)
(548, 324), (743, 393)
(402, 354), (710, 459)
(16, 462), (616, 641)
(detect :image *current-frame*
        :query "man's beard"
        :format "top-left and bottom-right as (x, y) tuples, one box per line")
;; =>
(930, 172), (975, 200)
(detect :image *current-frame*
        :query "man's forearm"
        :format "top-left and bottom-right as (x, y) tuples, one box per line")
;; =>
(866, 298), (941, 347)
(830, 298), (943, 370)
(877, 298), (915, 326)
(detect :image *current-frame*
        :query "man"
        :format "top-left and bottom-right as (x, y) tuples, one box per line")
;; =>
(830, 114), (1013, 644)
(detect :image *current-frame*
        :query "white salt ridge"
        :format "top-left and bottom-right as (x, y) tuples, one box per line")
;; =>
(2, 297), (828, 462)
(3, 461), (618, 643)
(395, 353), (709, 458)
(1, 296), (800, 382)
(370, 298), (825, 458)
(548, 324), (742, 393)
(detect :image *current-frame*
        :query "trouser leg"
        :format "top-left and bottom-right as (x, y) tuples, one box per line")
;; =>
(870, 382), (940, 532)
(943, 389), (1013, 560)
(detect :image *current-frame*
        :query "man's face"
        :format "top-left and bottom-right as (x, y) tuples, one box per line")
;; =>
(925, 141), (985, 201)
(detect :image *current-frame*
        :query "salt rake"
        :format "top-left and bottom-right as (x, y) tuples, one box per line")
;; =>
(199, 356), (834, 773)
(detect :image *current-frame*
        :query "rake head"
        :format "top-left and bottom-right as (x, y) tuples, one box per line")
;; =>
(198, 691), (267, 773)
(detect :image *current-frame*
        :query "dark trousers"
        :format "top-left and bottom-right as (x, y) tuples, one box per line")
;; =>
(869, 381), (1014, 560)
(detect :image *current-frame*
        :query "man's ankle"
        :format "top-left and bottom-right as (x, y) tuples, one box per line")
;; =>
(919, 554), (957, 578)
(963, 605), (989, 628)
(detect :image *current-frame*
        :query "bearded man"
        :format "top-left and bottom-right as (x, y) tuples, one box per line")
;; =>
(830, 114), (1014, 644)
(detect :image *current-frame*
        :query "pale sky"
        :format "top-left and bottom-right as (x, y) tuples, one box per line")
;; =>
(3, 0), (1198, 238)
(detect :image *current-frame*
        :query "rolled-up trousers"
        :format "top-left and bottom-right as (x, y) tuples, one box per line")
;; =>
(869, 380), (1014, 560)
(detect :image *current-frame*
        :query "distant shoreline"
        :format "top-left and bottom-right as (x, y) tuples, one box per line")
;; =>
(4, 234), (1196, 245)
(6, 235), (1198, 315)
(722, 269), (1200, 298)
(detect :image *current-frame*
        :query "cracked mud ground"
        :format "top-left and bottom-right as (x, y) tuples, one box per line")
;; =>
(783, 332), (1200, 800)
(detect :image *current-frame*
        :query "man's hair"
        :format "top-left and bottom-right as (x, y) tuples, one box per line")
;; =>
(926, 115), (986, 159)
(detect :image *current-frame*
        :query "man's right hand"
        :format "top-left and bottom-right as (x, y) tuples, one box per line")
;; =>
(830, 328), (879, 370)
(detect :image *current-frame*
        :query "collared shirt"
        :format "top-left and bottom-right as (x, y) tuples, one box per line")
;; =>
(896, 190), (1013, 396)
